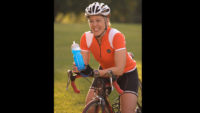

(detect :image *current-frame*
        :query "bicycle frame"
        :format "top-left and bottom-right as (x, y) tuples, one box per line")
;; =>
(66, 70), (123, 95)
(66, 52), (142, 113)
(66, 70), (121, 113)
(66, 69), (142, 113)
(88, 77), (114, 113)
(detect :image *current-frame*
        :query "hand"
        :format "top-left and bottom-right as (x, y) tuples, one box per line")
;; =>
(128, 52), (134, 59)
(72, 62), (80, 75)
(80, 65), (94, 77)
(106, 70), (117, 81)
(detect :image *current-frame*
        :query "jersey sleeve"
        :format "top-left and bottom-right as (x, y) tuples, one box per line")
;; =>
(80, 33), (89, 52)
(113, 33), (126, 51)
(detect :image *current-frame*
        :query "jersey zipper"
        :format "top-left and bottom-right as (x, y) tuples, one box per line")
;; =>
(98, 42), (101, 58)
(99, 45), (101, 58)
(96, 38), (102, 58)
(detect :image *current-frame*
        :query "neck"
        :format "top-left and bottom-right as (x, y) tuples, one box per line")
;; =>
(96, 36), (102, 45)
(95, 29), (106, 39)
(95, 29), (107, 44)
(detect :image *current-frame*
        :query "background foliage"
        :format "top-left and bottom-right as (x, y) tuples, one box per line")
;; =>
(54, 0), (142, 24)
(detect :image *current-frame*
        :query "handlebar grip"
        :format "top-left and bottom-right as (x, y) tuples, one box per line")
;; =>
(71, 81), (80, 93)
(71, 75), (83, 93)
(107, 70), (124, 95)
(113, 81), (124, 95)
(67, 70), (82, 93)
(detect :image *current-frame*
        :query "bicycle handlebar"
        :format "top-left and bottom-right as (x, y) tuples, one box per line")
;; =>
(66, 70), (82, 93)
(113, 82), (124, 94)
(66, 70), (124, 95)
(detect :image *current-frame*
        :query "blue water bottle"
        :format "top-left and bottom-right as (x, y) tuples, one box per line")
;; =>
(71, 41), (85, 71)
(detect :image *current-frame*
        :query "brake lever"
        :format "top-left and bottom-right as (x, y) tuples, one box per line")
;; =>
(66, 70), (72, 90)
(107, 70), (123, 94)
(109, 77), (114, 91)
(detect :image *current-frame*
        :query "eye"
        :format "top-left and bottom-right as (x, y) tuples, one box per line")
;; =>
(96, 19), (101, 22)
(89, 20), (94, 24)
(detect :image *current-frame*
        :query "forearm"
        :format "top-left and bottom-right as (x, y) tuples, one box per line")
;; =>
(81, 51), (90, 65)
(98, 50), (126, 77)
(98, 67), (124, 77)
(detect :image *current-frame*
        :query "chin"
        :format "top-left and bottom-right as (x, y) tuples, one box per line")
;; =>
(94, 33), (100, 37)
(94, 35), (99, 37)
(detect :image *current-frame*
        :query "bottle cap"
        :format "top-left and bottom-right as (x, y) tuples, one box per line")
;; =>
(71, 41), (80, 50)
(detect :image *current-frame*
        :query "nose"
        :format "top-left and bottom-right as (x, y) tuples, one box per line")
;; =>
(92, 21), (97, 26)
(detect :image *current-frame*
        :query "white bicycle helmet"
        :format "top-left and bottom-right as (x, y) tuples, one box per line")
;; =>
(85, 2), (110, 17)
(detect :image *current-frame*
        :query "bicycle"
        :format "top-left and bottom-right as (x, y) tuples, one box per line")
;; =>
(66, 69), (142, 113)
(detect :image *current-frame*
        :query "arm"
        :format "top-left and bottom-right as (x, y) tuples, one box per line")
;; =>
(98, 49), (126, 77)
(72, 51), (89, 73)
(81, 51), (90, 65)
(80, 33), (90, 66)
(80, 50), (126, 77)
(73, 33), (90, 73)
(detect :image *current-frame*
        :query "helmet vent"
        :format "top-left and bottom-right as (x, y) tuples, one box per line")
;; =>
(96, 6), (100, 12)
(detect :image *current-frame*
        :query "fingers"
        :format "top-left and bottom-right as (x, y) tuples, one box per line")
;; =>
(72, 62), (79, 73)
(72, 62), (76, 67)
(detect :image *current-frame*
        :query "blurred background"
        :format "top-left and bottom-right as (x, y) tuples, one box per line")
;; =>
(54, 0), (142, 24)
(54, 0), (142, 112)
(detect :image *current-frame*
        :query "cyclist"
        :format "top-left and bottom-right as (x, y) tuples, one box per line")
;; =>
(73, 2), (139, 113)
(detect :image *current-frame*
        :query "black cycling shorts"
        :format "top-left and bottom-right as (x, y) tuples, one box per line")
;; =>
(90, 68), (139, 97)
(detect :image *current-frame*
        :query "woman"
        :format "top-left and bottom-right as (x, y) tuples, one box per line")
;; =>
(74, 2), (139, 113)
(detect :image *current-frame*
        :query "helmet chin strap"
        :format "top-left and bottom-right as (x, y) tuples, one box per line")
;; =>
(93, 17), (108, 39)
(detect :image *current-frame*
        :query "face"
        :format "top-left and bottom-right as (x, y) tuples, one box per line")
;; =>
(88, 15), (109, 37)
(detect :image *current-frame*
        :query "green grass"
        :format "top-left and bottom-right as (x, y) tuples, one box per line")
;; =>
(54, 23), (142, 113)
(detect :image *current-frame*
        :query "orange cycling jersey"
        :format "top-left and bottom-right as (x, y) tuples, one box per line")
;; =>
(80, 27), (136, 73)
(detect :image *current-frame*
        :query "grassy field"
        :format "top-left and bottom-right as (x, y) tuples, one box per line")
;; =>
(54, 23), (142, 113)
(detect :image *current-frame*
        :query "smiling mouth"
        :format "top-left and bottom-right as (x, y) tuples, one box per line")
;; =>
(93, 28), (100, 32)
